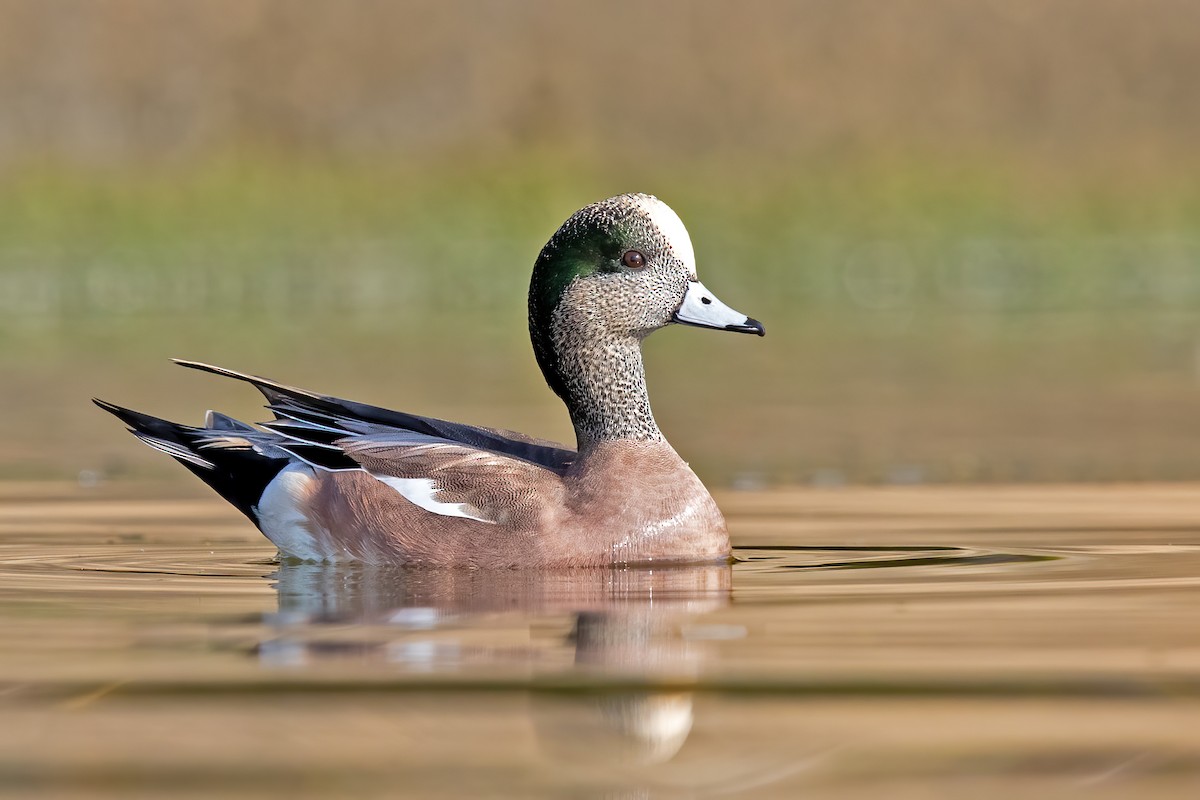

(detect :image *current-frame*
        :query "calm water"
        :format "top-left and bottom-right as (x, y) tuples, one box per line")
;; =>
(2, 482), (1199, 799)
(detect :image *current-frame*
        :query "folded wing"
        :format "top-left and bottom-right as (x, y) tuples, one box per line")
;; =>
(173, 359), (576, 474)
(167, 361), (573, 528)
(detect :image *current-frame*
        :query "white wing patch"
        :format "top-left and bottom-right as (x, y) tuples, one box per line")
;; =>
(370, 473), (494, 524)
(631, 195), (697, 278)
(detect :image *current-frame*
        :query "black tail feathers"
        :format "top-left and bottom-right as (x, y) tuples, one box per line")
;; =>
(92, 399), (288, 525)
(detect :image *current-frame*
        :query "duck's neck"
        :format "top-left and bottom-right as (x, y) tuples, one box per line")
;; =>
(536, 310), (664, 449)
(560, 334), (662, 447)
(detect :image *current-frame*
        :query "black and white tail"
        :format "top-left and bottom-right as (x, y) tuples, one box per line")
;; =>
(92, 399), (291, 526)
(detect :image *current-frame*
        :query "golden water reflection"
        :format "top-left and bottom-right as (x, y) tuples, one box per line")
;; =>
(266, 562), (731, 766)
(2, 483), (1200, 798)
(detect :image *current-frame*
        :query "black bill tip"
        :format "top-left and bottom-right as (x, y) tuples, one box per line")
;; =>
(724, 317), (766, 337)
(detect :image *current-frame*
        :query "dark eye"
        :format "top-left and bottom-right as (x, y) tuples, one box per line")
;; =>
(622, 250), (647, 269)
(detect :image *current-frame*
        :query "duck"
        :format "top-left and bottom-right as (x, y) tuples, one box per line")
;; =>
(95, 193), (764, 568)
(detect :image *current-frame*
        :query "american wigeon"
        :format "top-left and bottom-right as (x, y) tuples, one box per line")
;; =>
(96, 193), (764, 567)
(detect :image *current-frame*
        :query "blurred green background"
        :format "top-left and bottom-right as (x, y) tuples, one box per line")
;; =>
(1, 0), (1198, 486)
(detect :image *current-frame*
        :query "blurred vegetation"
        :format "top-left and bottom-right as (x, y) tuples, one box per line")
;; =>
(0, 0), (1198, 485)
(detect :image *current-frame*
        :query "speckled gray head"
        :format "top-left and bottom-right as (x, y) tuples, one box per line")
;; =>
(529, 193), (764, 443)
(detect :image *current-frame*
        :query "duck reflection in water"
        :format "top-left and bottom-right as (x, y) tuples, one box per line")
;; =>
(261, 561), (732, 765)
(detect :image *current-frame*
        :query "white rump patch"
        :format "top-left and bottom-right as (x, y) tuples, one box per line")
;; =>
(255, 463), (330, 561)
(631, 195), (697, 277)
(371, 473), (493, 524)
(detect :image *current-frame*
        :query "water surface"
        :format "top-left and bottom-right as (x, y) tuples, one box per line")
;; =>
(2, 482), (1199, 798)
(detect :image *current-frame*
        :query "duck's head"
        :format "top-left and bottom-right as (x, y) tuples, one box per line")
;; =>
(528, 193), (764, 439)
(529, 194), (763, 393)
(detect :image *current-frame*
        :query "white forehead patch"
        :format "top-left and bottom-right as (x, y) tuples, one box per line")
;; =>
(630, 195), (697, 277)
